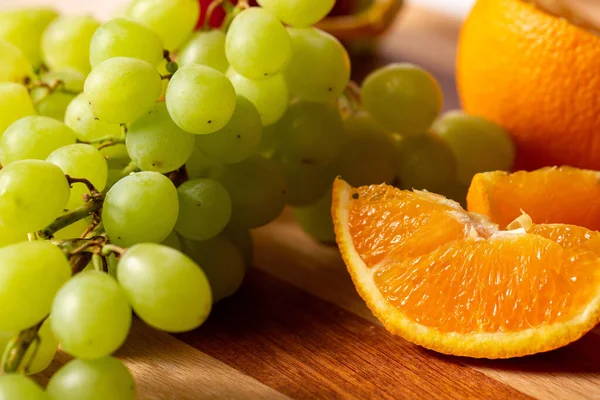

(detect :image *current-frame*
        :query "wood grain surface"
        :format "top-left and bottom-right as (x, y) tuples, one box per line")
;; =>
(28, 3), (600, 399)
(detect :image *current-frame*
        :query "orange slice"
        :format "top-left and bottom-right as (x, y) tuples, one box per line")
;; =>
(467, 167), (600, 230)
(332, 178), (600, 358)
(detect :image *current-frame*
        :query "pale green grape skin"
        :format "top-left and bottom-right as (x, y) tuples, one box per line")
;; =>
(0, 319), (58, 375)
(225, 7), (291, 80)
(0, 160), (70, 233)
(186, 146), (214, 180)
(0, 39), (33, 83)
(361, 63), (443, 135)
(41, 15), (100, 74)
(161, 230), (181, 250)
(257, 0), (335, 26)
(211, 155), (286, 228)
(30, 68), (84, 121)
(285, 27), (350, 103)
(51, 271), (131, 360)
(0, 7), (58, 66)
(64, 93), (123, 142)
(46, 357), (135, 400)
(175, 179), (232, 241)
(227, 68), (288, 126)
(0, 241), (71, 332)
(103, 171), (179, 247)
(166, 64), (236, 134)
(90, 18), (164, 68)
(293, 192), (335, 243)
(394, 131), (457, 193)
(178, 30), (228, 73)
(256, 123), (281, 157)
(47, 144), (108, 210)
(84, 57), (162, 124)
(195, 96), (262, 164)
(0, 83), (35, 135)
(180, 235), (245, 302)
(432, 110), (516, 186)
(277, 155), (335, 207)
(117, 243), (212, 332)
(0, 374), (49, 400)
(0, 226), (26, 248)
(0, 116), (76, 166)
(126, 102), (194, 173)
(224, 224), (254, 268)
(276, 101), (344, 166)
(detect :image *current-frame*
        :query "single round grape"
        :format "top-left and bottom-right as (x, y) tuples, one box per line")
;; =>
(0, 39), (33, 84)
(0, 241), (71, 332)
(117, 243), (212, 332)
(161, 230), (181, 250)
(257, 0), (335, 26)
(332, 112), (397, 187)
(84, 57), (162, 124)
(127, 0), (200, 51)
(211, 155), (286, 228)
(225, 7), (291, 80)
(0, 83), (35, 134)
(0, 225), (25, 248)
(361, 63), (443, 135)
(180, 235), (245, 302)
(64, 93), (123, 142)
(126, 102), (194, 173)
(277, 155), (335, 207)
(0, 160), (70, 233)
(0, 318), (58, 375)
(178, 30), (228, 73)
(224, 224), (254, 268)
(166, 64), (236, 134)
(103, 171), (179, 247)
(46, 357), (136, 400)
(432, 111), (515, 185)
(226, 68), (288, 126)
(186, 145), (214, 180)
(293, 192), (335, 243)
(0, 7), (58, 66)
(284, 27), (350, 103)
(51, 271), (131, 360)
(194, 96), (262, 164)
(47, 144), (108, 210)
(0, 375), (48, 400)
(175, 179), (232, 241)
(276, 100), (344, 166)
(30, 68), (85, 121)
(41, 15), (100, 74)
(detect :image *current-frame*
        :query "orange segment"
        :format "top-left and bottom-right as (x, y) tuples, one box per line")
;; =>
(333, 178), (600, 358)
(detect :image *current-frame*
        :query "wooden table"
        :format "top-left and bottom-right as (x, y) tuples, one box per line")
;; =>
(32, 4), (600, 399)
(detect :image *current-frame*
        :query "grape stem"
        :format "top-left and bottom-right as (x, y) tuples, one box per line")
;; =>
(66, 175), (101, 197)
(161, 73), (174, 80)
(92, 253), (104, 272)
(38, 195), (104, 240)
(1, 319), (44, 374)
(79, 135), (126, 150)
(101, 243), (126, 257)
(27, 79), (81, 105)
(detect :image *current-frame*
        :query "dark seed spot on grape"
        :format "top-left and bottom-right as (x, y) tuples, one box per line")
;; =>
(196, 201), (202, 207)
(237, 134), (241, 138)
(264, 73), (268, 77)
(118, 236), (122, 239)
(76, 117), (81, 121)
(93, 117), (99, 121)
(208, 120), (212, 124)
(352, 193), (359, 200)
(328, 87), (332, 92)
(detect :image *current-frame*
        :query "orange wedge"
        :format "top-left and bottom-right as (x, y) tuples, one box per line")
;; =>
(332, 178), (600, 358)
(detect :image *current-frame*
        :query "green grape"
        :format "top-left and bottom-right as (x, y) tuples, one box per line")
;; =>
(0, 116), (76, 166)
(293, 191), (335, 243)
(256, 123), (281, 157)
(54, 217), (91, 240)
(161, 230), (181, 250)
(0, 241), (71, 332)
(226, 68), (288, 126)
(126, 102), (194, 173)
(64, 93), (123, 142)
(0, 318), (58, 375)
(41, 15), (100, 74)
(284, 27), (350, 103)
(225, 7), (291, 80)
(0, 39), (33, 83)
(51, 271), (131, 360)
(46, 144), (108, 210)
(224, 224), (254, 268)
(332, 112), (396, 187)
(166, 64), (236, 134)
(186, 145), (213, 179)
(117, 243), (212, 332)
(257, 0), (335, 26)
(180, 235), (245, 302)
(30, 69), (85, 121)
(0, 226), (26, 248)
(0, 374), (49, 400)
(90, 18), (163, 68)
(361, 63), (443, 135)
(46, 357), (135, 400)
(211, 155), (286, 228)
(394, 131), (457, 192)
(0, 160), (70, 233)
(178, 30), (228, 73)
(194, 96), (262, 164)
(84, 57), (162, 124)
(103, 171), (178, 246)
(276, 100), (344, 166)
(0, 7), (58, 66)
(127, 0), (199, 51)
(432, 111), (516, 186)
(175, 179), (232, 241)
(0, 83), (35, 135)
(277, 155), (335, 207)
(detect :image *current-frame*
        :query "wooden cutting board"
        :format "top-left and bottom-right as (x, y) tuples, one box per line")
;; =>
(32, 4), (600, 399)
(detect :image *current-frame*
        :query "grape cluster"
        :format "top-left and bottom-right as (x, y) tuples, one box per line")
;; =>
(0, 0), (515, 398)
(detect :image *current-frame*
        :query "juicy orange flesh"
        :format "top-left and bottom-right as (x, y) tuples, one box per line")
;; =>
(346, 184), (600, 334)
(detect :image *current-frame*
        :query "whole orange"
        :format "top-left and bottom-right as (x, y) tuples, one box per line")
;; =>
(457, 0), (600, 171)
